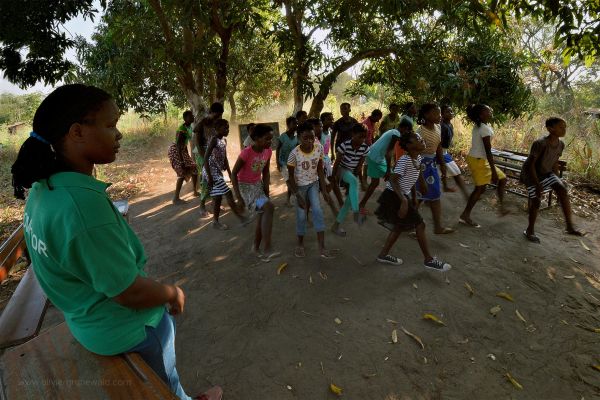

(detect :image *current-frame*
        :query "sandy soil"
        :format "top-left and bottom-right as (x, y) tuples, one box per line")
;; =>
(122, 145), (600, 400)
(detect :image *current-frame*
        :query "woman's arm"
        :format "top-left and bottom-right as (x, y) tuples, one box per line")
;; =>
(262, 160), (271, 197)
(482, 136), (498, 182)
(436, 143), (446, 179)
(113, 276), (185, 315)
(231, 157), (245, 202)
(203, 137), (217, 186)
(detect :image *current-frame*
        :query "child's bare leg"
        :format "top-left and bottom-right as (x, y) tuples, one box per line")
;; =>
(555, 184), (580, 234)
(191, 174), (199, 196)
(526, 196), (541, 236)
(317, 231), (326, 253)
(225, 192), (244, 219)
(497, 178), (508, 215)
(254, 214), (263, 250)
(261, 202), (275, 251)
(173, 177), (185, 203)
(379, 229), (401, 257)
(430, 200), (453, 234)
(415, 222), (433, 262)
(359, 178), (380, 210)
(442, 177), (456, 192)
(460, 185), (485, 223)
(454, 175), (469, 199)
(212, 195), (223, 222)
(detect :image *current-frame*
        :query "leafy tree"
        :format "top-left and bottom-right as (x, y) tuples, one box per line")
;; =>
(0, 0), (101, 87)
(0, 93), (44, 124)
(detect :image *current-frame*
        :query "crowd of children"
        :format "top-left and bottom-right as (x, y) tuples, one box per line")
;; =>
(11, 84), (584, 400)
(170, 99), (583, 271)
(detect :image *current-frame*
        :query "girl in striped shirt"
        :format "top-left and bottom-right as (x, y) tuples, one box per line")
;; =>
(375, 131), (451, 271)
(331, 123), (370, 236)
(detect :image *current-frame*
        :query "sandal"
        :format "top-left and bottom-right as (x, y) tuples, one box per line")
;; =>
(434, 227), (455, 235)
(359, 207), (370, 215)
(263, 250), (281, 260)
(566, 229), (584, 236)
(212, 221), (229, 230)
(199, 209), (210, 218)
(195, 386), (223, 400)
(459, 217), (481, 228)
(295, 246), (306, 258)
(523, 230), (541, 244)
(331, 225), (347, 237)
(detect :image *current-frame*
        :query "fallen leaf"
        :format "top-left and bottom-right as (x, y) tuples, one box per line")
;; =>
(487, 353), (496, 361)
(457, 338), (469, 344)
(362, 373), (377, 379)
(505, 373), (523, 390)
(412, 283), (418, 289)
(580, 240), (591, 252)
(563, 275), (576, 279)
(515, 309), (527, 324)
(337, 353), (343, 360)
(490, 305), (502, 316)
(386, 319), (398, 324)
(334, 317), (342, 325)
(286, 385), (293, 391)
(401, 327), (425, 349)
(277, 263), (288, 275)
(391, 329), (398, 344)
(320, 361), (325, 375)
(423, 313), (446, 326)
(591, 365), (600, 372)
(459, 242), (470, 248)
(329, 383), (343, 396)
(319, 271), (328, 280)
(352, 255), (364, 266)
(465, 282), (475, 297)
(569, 257), (580, 264)
(309, 275), (313, 284)
(560, 319), (569, 325)
(496, 292), (514, 302)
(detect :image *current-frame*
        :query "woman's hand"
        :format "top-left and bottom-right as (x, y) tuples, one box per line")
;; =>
(168, 286), (185, 315)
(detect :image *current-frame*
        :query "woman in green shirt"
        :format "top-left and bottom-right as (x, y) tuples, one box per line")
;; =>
(11, 84), (221, 400)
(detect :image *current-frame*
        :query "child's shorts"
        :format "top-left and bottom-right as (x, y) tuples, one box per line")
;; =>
(239, 182), (269, 213)
(366, 158), (388, 179)
(526, 173), (563, 199)
(375, 189), (423, 232)
(466, 156), (506, 186)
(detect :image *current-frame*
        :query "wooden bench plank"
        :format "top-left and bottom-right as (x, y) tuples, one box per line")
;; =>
(0, 267), (49, 349)
(0, 224), (26, 282)
(0, 323), (177, 400)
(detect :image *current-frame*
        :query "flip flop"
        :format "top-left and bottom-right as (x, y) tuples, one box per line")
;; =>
(566, 229), (584, 236)
(320, 249), (336, 259)
(212, 221), (229, 230)
(295, 246), (306, 258)
(198, 209), (210, 218)
(263, 250), (281, 260)
(434, 227), (455, 235)
(331, 226), (347, 237)
(359, 207), (371, 215)
(523, 230), (541, 243)
(459, 217), (481, 228)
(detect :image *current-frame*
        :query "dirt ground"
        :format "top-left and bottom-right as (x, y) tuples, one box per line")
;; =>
(3, 139), (600, 399)
(113, 145), (600, 400)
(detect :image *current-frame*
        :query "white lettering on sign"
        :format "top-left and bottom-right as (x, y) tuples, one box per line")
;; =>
(23, 213), (48, 258)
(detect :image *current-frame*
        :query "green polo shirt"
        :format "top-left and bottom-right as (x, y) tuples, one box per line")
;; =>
(24, 172), (164, 355)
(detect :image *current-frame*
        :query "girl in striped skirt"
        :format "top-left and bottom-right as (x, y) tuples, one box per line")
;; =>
(202, 119), (246, 230)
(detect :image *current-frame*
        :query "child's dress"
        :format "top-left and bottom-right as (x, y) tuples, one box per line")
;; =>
(203, 137), (230, 196)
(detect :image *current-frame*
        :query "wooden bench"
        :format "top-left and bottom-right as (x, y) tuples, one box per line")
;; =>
(0, 224), (49, 349)
(0, 207), (176, 399)
(491, 149), (567, 209)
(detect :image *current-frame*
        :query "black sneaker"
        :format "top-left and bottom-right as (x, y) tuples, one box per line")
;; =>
(424, 257), (451, 272)
(376, 254), (403, 265)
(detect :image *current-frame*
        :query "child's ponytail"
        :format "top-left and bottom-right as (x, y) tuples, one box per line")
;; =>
(11, 84), (112, 199)
(466, 104), (487, 127)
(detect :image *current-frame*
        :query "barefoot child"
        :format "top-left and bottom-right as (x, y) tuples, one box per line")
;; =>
(203, 119), (246, 230)
(194, 102), (224, 216)
(232, 124), (279, 259)
(331, 123), (370, 236)
(440, 105), (469, 198)
(168, 110), (199, 204)
(415, 103), (454, 234)
(520, 117), (582, 242)
(11, 84), (222, 400)
(374, 130), (452, 272)
(460, 104), (508, 227)
(276, 116), (298, 206)
(287, 122), (335, 258)
(361, 109), (383, 189)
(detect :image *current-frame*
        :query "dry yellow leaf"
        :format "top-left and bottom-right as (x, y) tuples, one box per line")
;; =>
(391, 329), (398, 344)
(505, 373), (523, 390)
(423, 313), (446, 326)
(276, 263), (288, 275)
(309, 275), (313, 284)
(459, 242), (470, 248)
(592, 365), (600, 372)
(334, 317), (342, 325)
(319, 271), (328, 280)
(465, 282), (475, 297)
(580, 240), (591, 252)
(563, 275), (576, 279)
(496, 292), (514, 302)
(401, 327), (425, 349)
(329, 383), (343, 396)
(490, 305), (502, 316)
(386, 318), (398, 324)
(515, 309), (527, 324)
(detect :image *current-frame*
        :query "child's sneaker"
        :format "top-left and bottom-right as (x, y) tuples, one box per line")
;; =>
(376, 254), (403, 265)
(424, 257), (451, 272)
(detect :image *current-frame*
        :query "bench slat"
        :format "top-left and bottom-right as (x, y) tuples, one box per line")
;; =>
(0, 224), (27, 282)
(0, 323), (177, 399)
(0, 267), (49, 349)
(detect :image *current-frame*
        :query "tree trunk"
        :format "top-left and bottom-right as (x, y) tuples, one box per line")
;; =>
(228, 92), (237, 123)
(308, 92), (326, 118)
(215, 30), (232, 103)
(184, 89), (207, 123)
